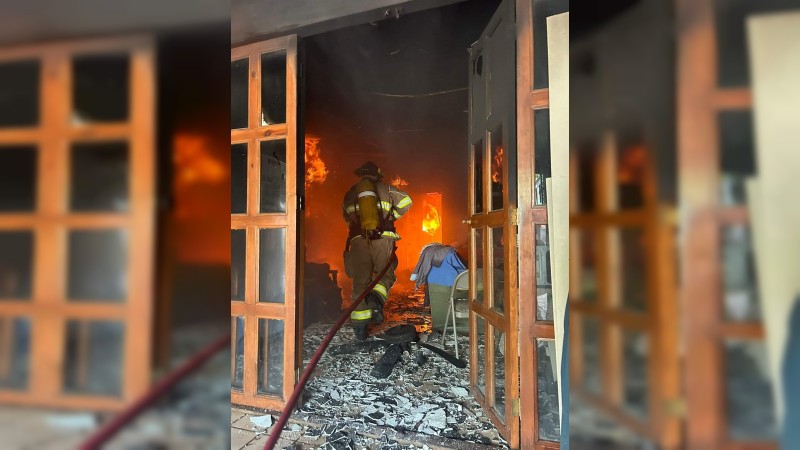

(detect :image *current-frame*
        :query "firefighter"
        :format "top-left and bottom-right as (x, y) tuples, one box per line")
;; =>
(342, 161), (412, 341)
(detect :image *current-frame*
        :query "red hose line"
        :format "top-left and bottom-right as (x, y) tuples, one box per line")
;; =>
(79, 333), (230, 450)
(264, 246), (397, 450)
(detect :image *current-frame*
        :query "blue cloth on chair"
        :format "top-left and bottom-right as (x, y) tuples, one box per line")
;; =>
(410, 244), (466, 288)
(428, 252), (467, 287)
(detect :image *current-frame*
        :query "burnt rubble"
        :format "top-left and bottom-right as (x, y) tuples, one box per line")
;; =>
(295, 322), (508, 448)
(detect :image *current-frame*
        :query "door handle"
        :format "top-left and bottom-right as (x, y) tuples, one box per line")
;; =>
(461, 219), (472, 225)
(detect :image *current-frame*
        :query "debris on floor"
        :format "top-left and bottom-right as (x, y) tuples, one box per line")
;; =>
(45, 413), (97, 431)
(292, 320), (508, 447)
(250, 415), (274, 429)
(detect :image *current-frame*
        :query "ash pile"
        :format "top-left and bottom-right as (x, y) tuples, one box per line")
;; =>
(296, 322), (508, 448)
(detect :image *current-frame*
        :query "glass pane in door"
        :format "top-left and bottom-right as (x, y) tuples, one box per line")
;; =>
(719, 110), (755, 207)
(257, 318), (284, 396)
(476, 314), (487, 395)
(258, 228), (286, 304)
(231, 229), (246, 301)
(232, 316), (245, 390)
(619, 229), (647, 312)
(536, 339), (560, 441)
(473, 228), (485, 304)
(0, 146), (37, 212)
(231, 143), (248, 214)
(67, 230), (128, 302)
(535, 224), (553, 321)
(490, 125), (504, 211)
(62, 320), (124, 396)
(473, 139), (484, 214)
(534, 109), (551, 205)
(622, 329), (648, 417)
(0, 317), (31, 390)
(491, 226), (505, 313)
(260, 139), (287, 213)
(493, 326), (506, 419)
(0, 231), (33, 300)
(72, 54), (129, 123)
(231, 58), (249, 129)
(721, 224), (760, 321)
(0, 60), (39, 127)
(260, 51), (287, 126)
(579, 230), (598, 303)
(70, 142), (129, 212)
(724, 338), (777, 440)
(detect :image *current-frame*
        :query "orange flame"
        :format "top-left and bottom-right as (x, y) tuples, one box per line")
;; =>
(305, 136), (328, 187)
(617, 145), (646, 184)
(173, 133), (226, 187)
(422, 203), (441, 236)
(491, 147), (504, 183)
(391, 176), (409, 188)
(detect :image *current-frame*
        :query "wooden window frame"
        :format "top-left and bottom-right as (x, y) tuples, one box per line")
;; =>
(0, 35), (156, 411)
(676, 0), (776, 448)
(230, 35), (301, 411)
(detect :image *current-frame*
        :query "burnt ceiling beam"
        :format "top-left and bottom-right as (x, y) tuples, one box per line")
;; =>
(232, 0), (469, 45)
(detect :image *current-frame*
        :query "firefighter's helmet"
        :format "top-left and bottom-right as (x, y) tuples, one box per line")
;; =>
(354, 161), (382, 180)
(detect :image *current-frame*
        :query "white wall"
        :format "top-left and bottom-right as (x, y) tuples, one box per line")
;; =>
(747, 10), (800, 423)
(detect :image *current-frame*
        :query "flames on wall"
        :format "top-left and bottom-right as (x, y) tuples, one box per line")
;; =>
(172, 132), (228, 264)
(305, 136), (328, 187)
(391, 176), (409, 188)
(422, 202), (441, 236)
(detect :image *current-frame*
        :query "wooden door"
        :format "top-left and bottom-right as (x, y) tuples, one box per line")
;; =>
(468, 0), (521, 446)
(0, 35), (156, 410)
(515, 0), (569, 448)
(677, 0), (787, 447)
(230, 36), (302, 411)
(569, 136), (681, 448)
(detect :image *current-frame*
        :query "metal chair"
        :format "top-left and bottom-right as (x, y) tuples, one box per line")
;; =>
(441, 270), (470, 358)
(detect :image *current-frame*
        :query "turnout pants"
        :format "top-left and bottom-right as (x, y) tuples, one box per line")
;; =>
(344, 236), (397, 325)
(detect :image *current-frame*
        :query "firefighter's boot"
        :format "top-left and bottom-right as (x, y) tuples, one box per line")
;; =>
(366, 292), (385, 324)
(353, 323), (368, 341)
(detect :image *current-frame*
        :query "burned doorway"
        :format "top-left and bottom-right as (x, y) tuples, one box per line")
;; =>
(300, 0), (514, 446)
(230, 0), (569, 447)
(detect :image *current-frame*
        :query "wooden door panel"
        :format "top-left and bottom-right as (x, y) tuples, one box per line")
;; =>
(230, 35), (301, 411)
(516, 0), (568, 447)
(0, 35), (156, 411)
(677, 0), (788, 448)
(468, 0), (520, 446)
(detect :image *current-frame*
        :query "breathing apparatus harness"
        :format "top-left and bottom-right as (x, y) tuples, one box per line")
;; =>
(344, 177), (398, 253)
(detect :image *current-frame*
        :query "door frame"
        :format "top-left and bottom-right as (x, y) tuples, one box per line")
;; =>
(676, 0), (776, 448)
(515, 0), (562, 447)
(0, 35), (156, 411)
(230, 35), (302, 411)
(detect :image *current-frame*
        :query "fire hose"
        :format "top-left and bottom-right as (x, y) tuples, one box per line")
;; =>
(264, 245), (398, 450)
(78, 332), (230, 450)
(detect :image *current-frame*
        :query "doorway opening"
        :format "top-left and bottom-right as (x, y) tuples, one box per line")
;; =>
(296, 0), (506, 446)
